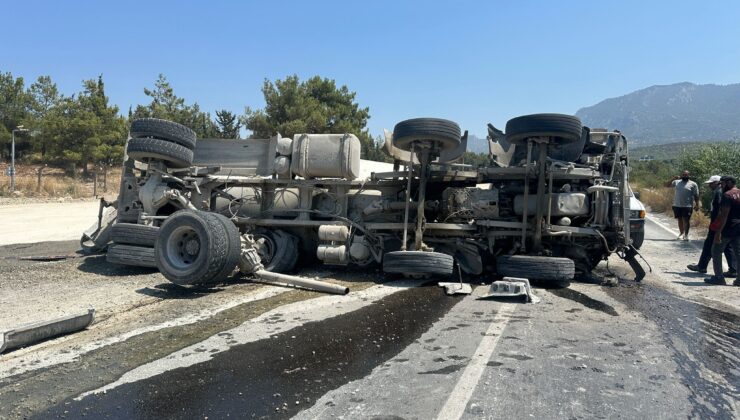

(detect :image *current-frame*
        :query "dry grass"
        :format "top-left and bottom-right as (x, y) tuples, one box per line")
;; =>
(633, 184), (710, 230)
(0, 164), (121, 199)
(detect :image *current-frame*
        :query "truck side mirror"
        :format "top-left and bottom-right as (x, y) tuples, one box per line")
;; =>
(634, 191), (641, 200)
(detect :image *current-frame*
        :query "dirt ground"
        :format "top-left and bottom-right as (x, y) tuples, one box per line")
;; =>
(0, 200), (101, 246)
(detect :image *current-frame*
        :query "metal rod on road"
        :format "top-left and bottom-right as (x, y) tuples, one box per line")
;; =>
(255, 270), (349, 295)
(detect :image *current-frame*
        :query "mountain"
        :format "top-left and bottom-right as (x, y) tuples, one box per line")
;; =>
(576, 82), (740, 146)
(466, 134), (488, 154)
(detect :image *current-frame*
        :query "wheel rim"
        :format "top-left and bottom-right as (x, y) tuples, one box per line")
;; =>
(253, 234), (275, 265)
(166, 226), (202, 269)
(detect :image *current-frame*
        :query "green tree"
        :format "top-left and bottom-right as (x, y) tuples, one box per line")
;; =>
(679, 142), (740, 208)
(27, 75), (63, 159)
(44, 76), (127, 174)
(132, 74), (217, 137)
(0, 71), (32, 159)
(214, 109), (241, 139)
(242, 75), (377, 158)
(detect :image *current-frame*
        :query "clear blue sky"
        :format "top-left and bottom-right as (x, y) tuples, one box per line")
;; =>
(2, 0), (739, 138)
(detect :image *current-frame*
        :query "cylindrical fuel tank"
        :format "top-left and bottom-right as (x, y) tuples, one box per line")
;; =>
(291, 133), (361, 179)
(274, 156), (291, 175)
(213, 187), (301, 217)
(317, 244), (348, 264)
(276, 136), (293, 156)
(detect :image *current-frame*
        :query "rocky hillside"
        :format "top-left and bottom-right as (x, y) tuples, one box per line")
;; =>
(576, 82), (740, 145)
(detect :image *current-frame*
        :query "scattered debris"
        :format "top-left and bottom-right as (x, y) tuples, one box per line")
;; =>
(1, 308), (95, 353)
(239, 247), (349, 295)
(17, 254), (81, 262)
(438, 265), (473, 295)
(438, 282), (473, 295)
(479, 277), (540, 303)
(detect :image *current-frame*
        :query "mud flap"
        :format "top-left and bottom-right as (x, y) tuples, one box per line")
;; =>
(622, 246), (646, 282)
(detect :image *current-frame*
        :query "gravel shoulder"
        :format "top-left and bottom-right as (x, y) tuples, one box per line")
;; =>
(640, 213), (739, 313)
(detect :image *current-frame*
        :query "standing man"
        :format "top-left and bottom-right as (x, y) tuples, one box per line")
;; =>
(665, 170), (700, 241)
(687, 175), (736, 274)
(705, 176), (740, 286)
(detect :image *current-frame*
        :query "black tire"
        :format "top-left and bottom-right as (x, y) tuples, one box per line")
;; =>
(111, 223), (159, 247)
(496, 255), (575, 281)
(127, 137), (193, 168)
(155, 210), (232, 285)
(631, 231), (644, 250)
(392, 118), (461, 152)
(130, 118), (197, 150)
(106, 244), (156, 268)
(251, 229), (299, 273)
(383, 251), (454, 276)
(203, 212), (242, 283)
(505, 114), (583, 145)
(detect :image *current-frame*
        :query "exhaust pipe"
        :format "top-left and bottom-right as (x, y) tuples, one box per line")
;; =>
(255, 270), (349, 295)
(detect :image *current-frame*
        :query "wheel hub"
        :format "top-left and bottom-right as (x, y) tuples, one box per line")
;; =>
(184, 239), (200, 255)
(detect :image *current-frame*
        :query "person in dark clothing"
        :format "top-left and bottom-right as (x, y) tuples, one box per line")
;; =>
(687, 175), (736, 274)
(705, 176), (740, 286)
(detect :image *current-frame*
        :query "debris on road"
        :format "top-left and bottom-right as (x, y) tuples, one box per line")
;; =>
(239, 246), (349, 295)
(479, 277), (540, 303)
(438, 265), (473, 295)
(0, 308), (95, 353)
(438, 282), (473, 295)
(17, 254), (81, 261)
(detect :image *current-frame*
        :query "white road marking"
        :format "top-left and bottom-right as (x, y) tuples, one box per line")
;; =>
(646, 215), (701, 251)
(0, 287), (287, 379)
(75, 280), (423, 400)
(435, 302), (517, 420)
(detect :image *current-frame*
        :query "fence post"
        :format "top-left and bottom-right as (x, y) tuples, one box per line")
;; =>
(36, 166), (43, 193)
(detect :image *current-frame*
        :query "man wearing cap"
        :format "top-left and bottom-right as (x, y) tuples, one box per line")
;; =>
(666, 170), (700, 241)
(705, 175), (740, 286)
(687, 175), (736, 274)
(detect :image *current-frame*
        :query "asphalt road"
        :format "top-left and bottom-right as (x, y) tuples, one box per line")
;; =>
(1, 219), (738, 419)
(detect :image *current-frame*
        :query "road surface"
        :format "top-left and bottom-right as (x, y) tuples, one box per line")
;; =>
(0, 215), (737, 419)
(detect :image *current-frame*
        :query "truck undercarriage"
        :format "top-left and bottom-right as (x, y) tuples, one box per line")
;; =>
(84, 114), (645, 288)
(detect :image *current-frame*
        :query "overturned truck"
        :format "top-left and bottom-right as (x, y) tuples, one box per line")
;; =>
(83, 114), (644, 287)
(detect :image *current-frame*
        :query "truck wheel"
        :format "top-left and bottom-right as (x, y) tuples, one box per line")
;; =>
(505, 114), (583, 145)
(392, 118), (461, 152)
(111, 223), (159, 247)
(126, 137), (193, 168)
(130, 118), (197, 150)
(383, 251), (454, 276)
(252, 229), (299, 273)
(630, 231), (644, 250)
(496, 255), (575, 281)
(106, 244), (156, 268)
(155, 210), (234, 285)
(203, 212), (242, 282)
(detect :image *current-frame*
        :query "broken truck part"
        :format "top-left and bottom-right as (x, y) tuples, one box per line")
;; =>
(0, 309), (95, 353)
(239, 246), (350, 295)
(89, 114), (644, 288)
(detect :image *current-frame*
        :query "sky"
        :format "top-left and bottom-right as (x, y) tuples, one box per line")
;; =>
(2, 0), (740, 138)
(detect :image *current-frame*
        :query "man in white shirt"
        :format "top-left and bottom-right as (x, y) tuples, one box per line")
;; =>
(665, 170), (700, 241)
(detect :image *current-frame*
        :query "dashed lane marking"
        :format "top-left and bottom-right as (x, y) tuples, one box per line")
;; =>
(435, 302), (517, 420)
